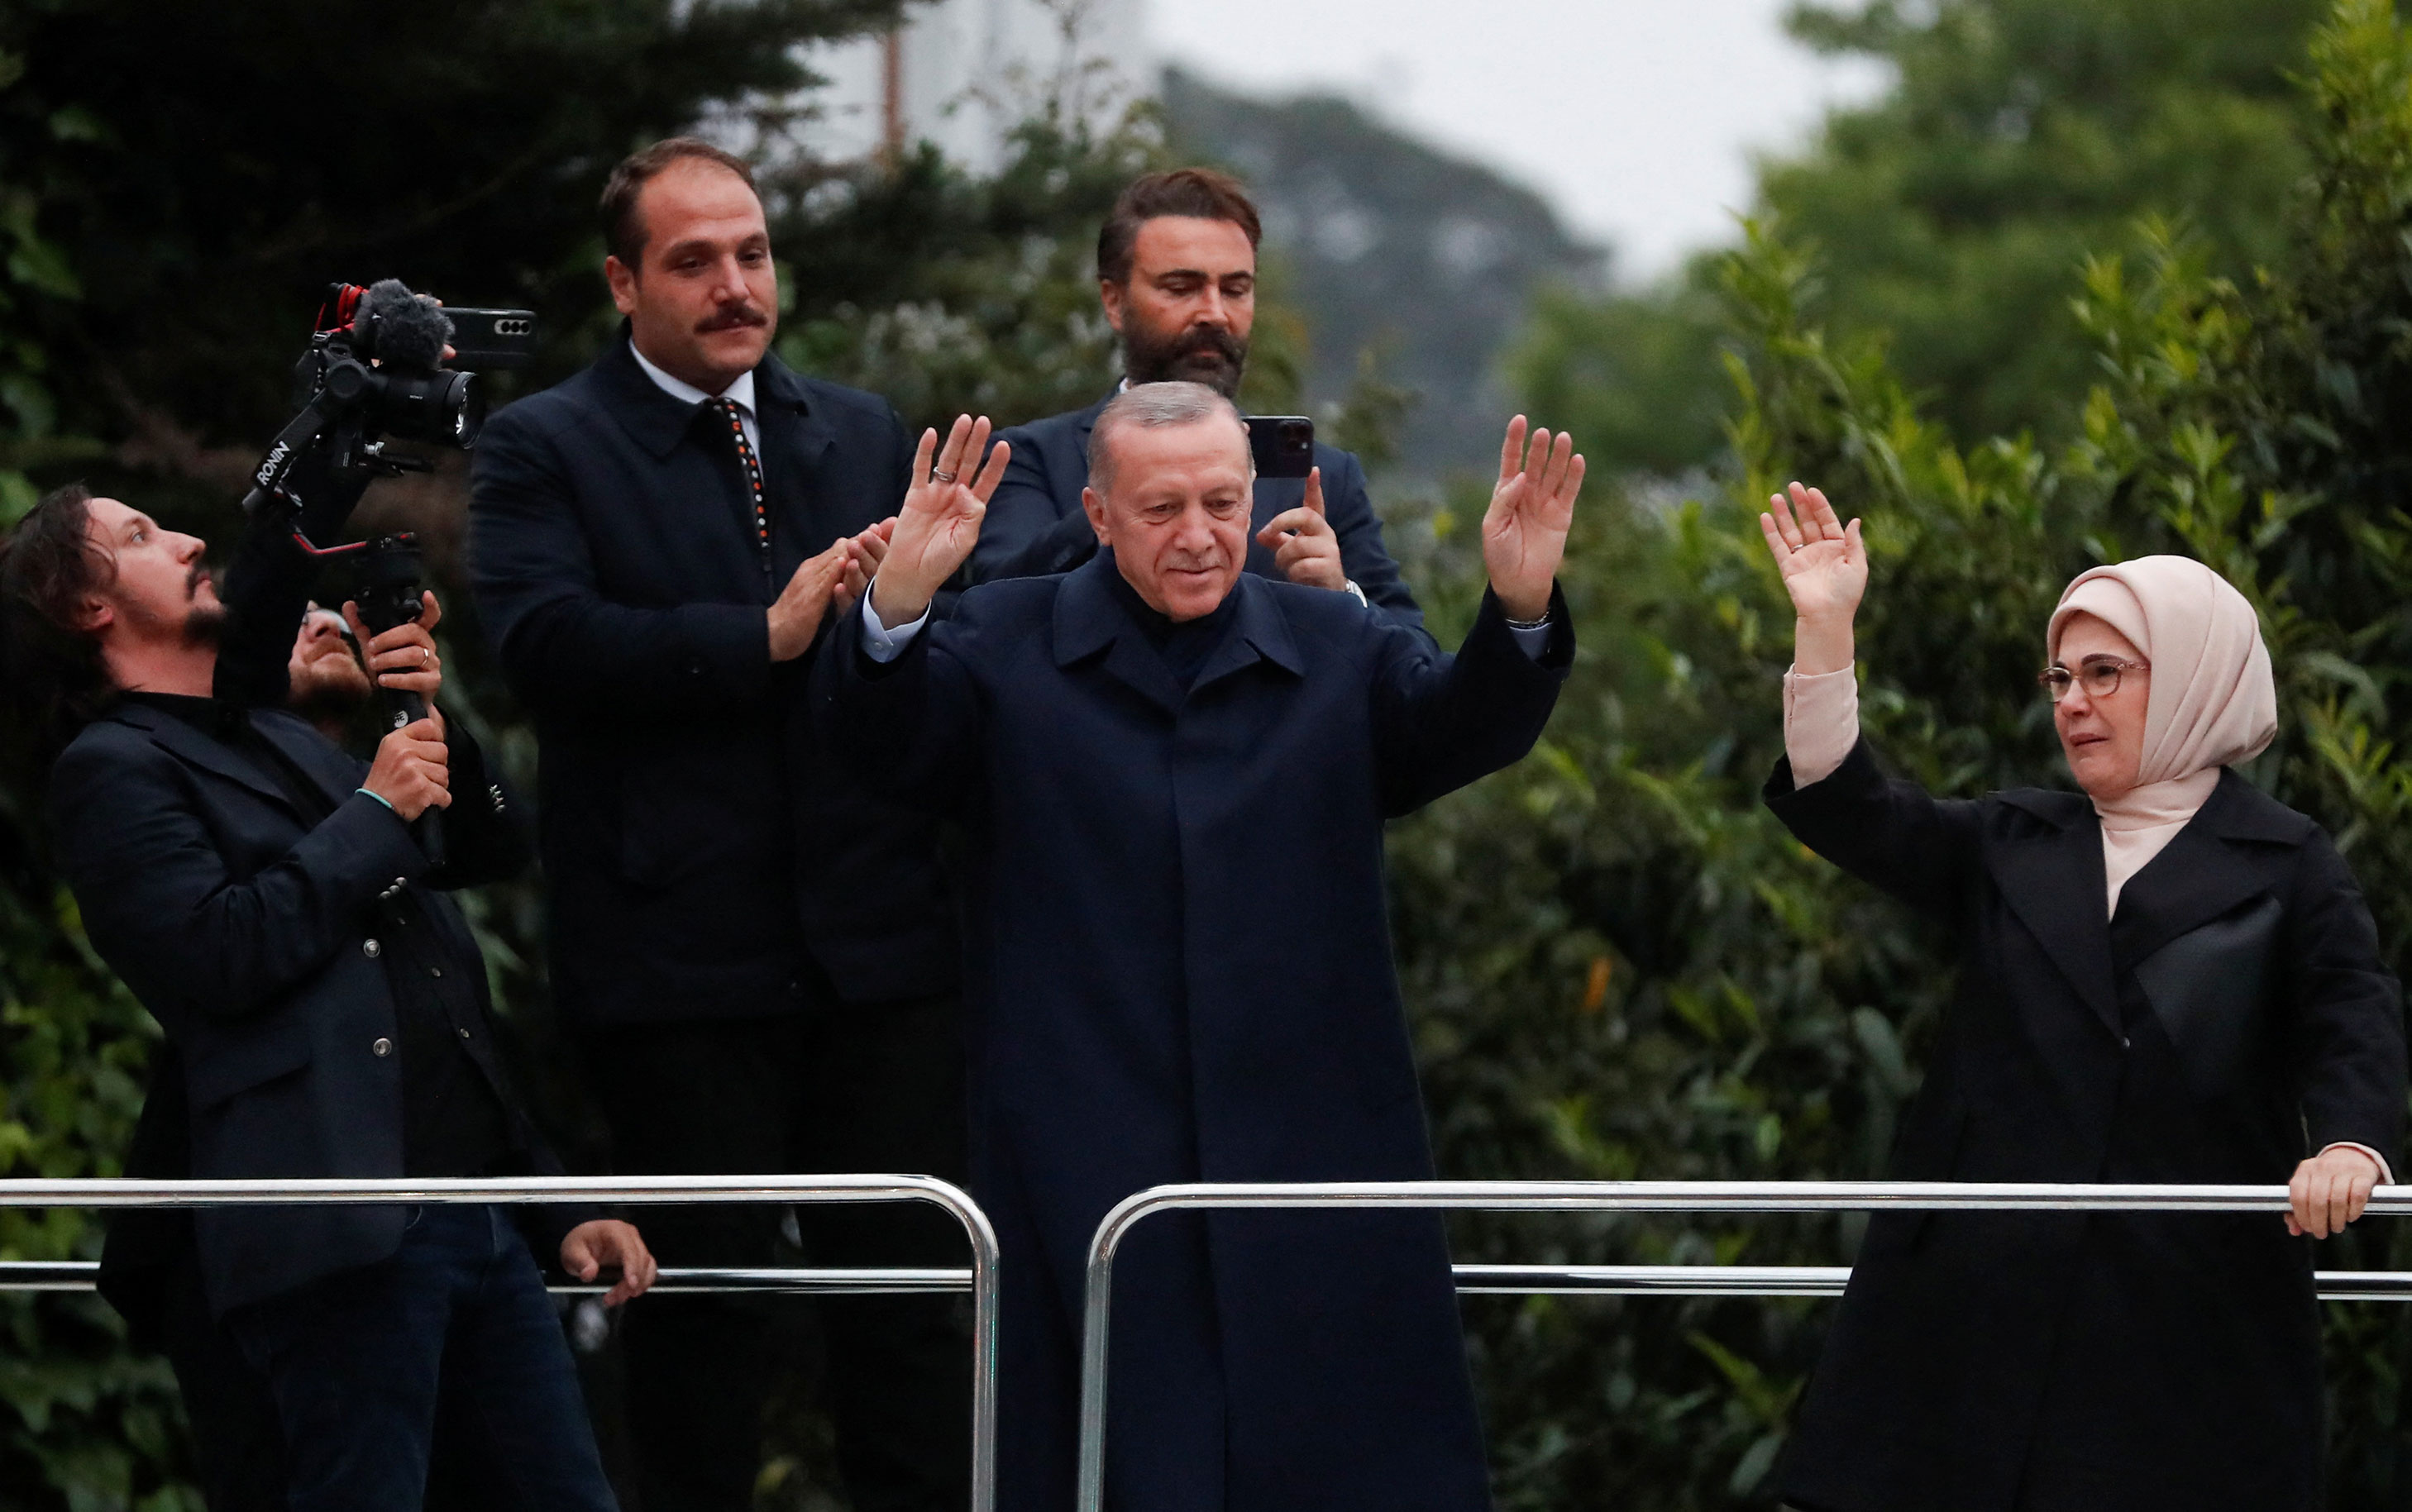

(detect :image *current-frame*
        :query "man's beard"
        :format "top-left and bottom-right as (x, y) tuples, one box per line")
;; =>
(181, 562), (226, 647)
(289, 658), (373, 725)
(1123, 320), (1249, 398)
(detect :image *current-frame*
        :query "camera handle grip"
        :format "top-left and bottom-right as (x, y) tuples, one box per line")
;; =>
(377, 689), (448, 870)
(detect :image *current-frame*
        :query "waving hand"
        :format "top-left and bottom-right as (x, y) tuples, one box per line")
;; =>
(870, 416), (1010, 627)
(1758, 481), (1864, 675)
(1483, 415), (1586, 621)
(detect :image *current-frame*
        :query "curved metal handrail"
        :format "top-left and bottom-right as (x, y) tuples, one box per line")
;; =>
(1075, 1180), (2412, 1512)
(0, 1174), (999, 1512)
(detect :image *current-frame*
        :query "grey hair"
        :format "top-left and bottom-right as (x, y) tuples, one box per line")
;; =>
(1086, 381), (1250, 498)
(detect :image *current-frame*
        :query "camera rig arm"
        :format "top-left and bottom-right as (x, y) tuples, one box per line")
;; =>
(239, 336), (432, 550)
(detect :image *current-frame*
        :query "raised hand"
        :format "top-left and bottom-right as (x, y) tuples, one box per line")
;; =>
(1255, 466), (1346, 592)
(1482, 415), (1586, 622)
(1757, 482), (1865, 675)
(871, 416), (1010, 627)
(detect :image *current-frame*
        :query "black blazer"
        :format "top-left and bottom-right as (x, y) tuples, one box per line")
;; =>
(1768, 740), (2405, 1512)
(976, 392), (1430, 644)
(468, 329), (955, 1021)
(52, 702), (556, 1315)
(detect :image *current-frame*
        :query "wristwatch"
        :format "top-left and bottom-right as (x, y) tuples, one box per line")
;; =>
(1344, 580), (1369, 608)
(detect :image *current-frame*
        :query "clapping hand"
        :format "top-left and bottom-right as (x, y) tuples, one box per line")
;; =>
(870, 416), (1010, 627)
(1758, 481), (1865, 675)
(1483, 415), (1585, 622)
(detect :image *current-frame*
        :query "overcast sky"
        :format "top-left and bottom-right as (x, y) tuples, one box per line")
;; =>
(1145, 0), (1890, 284)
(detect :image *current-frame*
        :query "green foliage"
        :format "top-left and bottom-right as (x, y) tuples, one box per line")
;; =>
(771, 104), (1165, 429)
(1406, 1), (2412, 1503)
(1510, 0), (2329, 484)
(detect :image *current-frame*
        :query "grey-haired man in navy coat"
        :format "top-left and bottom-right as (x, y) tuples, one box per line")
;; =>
(817, 384), (1585, 1511)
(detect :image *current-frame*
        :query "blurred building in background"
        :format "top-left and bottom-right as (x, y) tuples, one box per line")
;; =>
(797, 0), (1149, 174)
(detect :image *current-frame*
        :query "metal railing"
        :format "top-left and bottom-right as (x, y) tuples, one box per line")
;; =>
(0, 1175), (999, 1512)
(1075, 1180), (2412, 1512)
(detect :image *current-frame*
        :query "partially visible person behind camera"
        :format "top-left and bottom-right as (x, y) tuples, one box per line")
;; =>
(0, 482), (656, 1512)
(287, 602), (375, 741)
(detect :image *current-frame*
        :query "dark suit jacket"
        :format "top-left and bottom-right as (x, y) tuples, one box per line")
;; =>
(52, 700), (558, 1315)
(814, 556), (1569, 1512)
(1767, 740), (2405, 1512)
(468, 327), (954, 1021)
(977, 391), (1430, 643)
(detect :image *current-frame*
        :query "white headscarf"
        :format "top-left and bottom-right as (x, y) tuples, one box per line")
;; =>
(2046, 556), (2277, 911)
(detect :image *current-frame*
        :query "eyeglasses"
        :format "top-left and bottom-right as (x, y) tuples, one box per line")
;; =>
(2038, 657), (2148, 703)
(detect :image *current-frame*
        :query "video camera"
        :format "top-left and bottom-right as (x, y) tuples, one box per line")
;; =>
(241, 279), (536, 530)
(238, 279), (537, 865)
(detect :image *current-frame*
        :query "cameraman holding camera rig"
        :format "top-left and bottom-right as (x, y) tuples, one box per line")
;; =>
(0, 283), (655, 1512)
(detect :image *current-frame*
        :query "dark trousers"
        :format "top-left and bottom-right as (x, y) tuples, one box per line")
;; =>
(577, 992), (972, 1512)
(154, 1252), (287, 1511)
(225, 1204), (615, 1512)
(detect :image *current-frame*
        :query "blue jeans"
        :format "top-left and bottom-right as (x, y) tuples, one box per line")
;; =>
(227, 1204), (615, 1512)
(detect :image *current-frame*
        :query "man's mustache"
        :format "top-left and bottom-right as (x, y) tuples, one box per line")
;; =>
(696, 303), (771, 333)
(186, 560), (212, 598)
(1172, 327), (1245, 368)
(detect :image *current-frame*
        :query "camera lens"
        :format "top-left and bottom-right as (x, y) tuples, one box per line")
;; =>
(370, 368), (484, 446)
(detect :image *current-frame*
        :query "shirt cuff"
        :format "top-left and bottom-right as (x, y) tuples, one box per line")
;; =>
(861, 593), (931, 664)
(2321, 1142), (2394, 1185)
(1781, 664), (1860, 788)
(1507, 619), (1553, 661)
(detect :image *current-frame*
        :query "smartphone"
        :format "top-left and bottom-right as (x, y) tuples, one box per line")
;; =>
(439, 307), (540, 370)
(1246, 415), (1316, 479)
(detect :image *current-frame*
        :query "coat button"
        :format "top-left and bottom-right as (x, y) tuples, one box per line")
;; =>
(363, 938), (381, 958)
(458, 1028), (471, 1040)
(372, 1037), (393, 1057)
(429, 966), (444, 979)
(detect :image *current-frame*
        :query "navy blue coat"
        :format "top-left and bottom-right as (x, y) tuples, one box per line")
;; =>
(52, 700), (558, 1314)
(1767, 741), (2405, 1512)
(815, 554), (1570, 1511)
(470, 328), (954, 1019)
(977, 391), (1430, 644)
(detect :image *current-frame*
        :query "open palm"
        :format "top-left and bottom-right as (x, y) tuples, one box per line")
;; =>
(872, 414), (1010, 625)
(1759, 483), (1865, 622)
(1482, 415), (1586, 619)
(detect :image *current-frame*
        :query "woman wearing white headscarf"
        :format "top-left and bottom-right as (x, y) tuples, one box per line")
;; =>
(1755, 484), (2405, 1512)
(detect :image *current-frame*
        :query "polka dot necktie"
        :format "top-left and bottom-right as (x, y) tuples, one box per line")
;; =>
(710, 397), (769, 560)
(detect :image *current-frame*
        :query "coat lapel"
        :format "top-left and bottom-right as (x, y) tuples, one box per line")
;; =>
(1052, 554), (1182, 716)
(757, 358), (841, 570)
(250, 710), (361, 813)
(591, 327), (706, 460)
(1990, 791), (2123, 1036)
(110, 702), (295, 814)
(2109, 773), (2300, 963)
(1191, 576), (1304, 694)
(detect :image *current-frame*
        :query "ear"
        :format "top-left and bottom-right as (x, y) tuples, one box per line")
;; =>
(77, 594), (113, 633)
(1098, 279), (1127, 336)
(1082, 485), (1111, 546)
(604, 255), (640, 316)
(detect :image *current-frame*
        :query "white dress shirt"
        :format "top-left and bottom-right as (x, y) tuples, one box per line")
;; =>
(631, 343), (761, 465)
